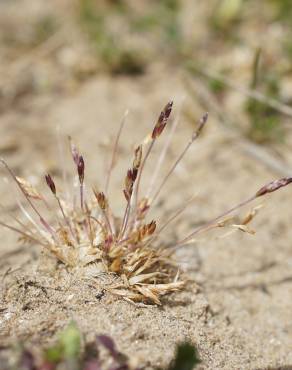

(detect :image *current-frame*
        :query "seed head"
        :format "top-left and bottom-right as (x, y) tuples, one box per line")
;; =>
(77, 156), (85, 184)
(45, 174), (56, 195)
(124, 170), (133, 201)
(147, 220), (156, 235)
(133, 145), (142, 169)
(256, 177), (292, 197)
(95, 191), (108, 210)
(152, 101), (173, 139)
(192, 112), (208, 140)
(125, 169), (133, 189)
(138, 198), (150, 216)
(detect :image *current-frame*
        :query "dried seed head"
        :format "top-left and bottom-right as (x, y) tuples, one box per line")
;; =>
(123, 166), (139, 201)
(124, 170), (133, 201)
(45, 174), (56, 195)
(16, 177), (43, 200)
(138, 198), (150, 216)
(133, 145), (142, 169)
(125, 169), (133, 191)
(164, 100), (173, 120)
(123, 189), (130, 202)
(256, 177), (292, 197)
(147, 220), (156, 235)
(192, 112), (208, 140)
(77, 155), (85, 184)
(131, 167), (138, 182)
(152, 101), (173, 139)
(96, 191), (108, 210)
(137, 226), (147, 241)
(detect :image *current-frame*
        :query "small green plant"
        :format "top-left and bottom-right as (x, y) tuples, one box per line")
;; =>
(17, 322), (140, 370)
(1, 102), (292, 305)
(168, 342), (201, 370)
(16, 323), (201, 370)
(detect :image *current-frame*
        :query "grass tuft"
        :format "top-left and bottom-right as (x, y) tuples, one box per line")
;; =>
(1, 102), (291, 305)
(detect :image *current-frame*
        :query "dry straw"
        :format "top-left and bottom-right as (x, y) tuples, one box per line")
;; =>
(0, 102), (291, 305)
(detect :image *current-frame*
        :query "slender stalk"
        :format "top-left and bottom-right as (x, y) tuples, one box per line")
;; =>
(56, 125), (70, 202)
(175, 195), (257, 247)
(146, 104), (182, 199)
(0, 220), (48, 247)
(134, 139), (155, 210)
(0, 202), (31, 231)
(150, 113), (208, 206)
(157, 194), (198, 235)
(151, 140), (193, 205)
(0, 159), (57, 239)
(80, 183), (84, 210)
(16, 199), (52, 243)
(56, 196), (77, 242)
(0, 203), (45, 245)
(85, 203), (94, 247)
(102, 209), (114, 237)
(105, 110), (128, 195)
(144, 193), (198, 248)
(118, 200), (131, 240)
(89, 215), (107, 235)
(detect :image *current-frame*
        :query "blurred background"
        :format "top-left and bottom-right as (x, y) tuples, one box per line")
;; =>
(1, 0), (292, 155)
(1, 0), (292, 186)
(1, 0), (292, 138)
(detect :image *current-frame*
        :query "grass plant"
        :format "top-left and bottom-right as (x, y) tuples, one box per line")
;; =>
(1, 102), (291, 305)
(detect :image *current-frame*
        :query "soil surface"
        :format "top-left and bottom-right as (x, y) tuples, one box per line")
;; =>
(1, 1), (292, 370)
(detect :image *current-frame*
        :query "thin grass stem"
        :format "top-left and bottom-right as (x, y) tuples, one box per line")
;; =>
(0, 220), (48, 247)
(146, 104), (182, 199)
(150, 113), (208, 206)
(176, 194), (257, 247)
(0, 159), (57, 239)
(105, 110), (128, 196)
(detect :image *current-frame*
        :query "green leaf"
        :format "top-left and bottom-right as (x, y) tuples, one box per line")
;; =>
(169, 342), (201, 370)
(59, 321), (81, 360)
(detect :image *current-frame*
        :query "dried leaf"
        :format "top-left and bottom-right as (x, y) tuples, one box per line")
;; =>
(16, 177), (43, 200)
(241, 205), (263, 225)
(232, 224), (256, 234)
(135, 285), (161, 305)
(128, 272), (162, 285)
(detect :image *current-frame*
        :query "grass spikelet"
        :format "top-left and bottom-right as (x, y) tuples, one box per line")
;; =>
(1, 102), (291, 305)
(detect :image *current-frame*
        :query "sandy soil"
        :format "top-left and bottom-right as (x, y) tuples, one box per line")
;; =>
(1, 1), (292, 370)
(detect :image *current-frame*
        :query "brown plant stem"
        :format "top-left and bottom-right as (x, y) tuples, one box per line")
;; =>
(176, 195), (257, 247)
(146, 193), (199, 248)
(0, 159), (57, 240)
(146, 107), (182, 199)
(0, 220), (48, 247)
(56, 196), (77, 242)
(133, 139), (155, 214)
(150, 113), (208, 206)
(105, 110), (128, 196)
